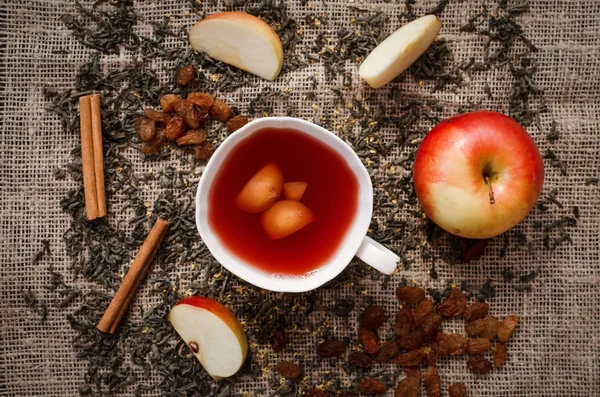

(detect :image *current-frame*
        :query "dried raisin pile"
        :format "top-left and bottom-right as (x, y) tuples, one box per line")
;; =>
(386, 284), (520, 396)
(135, 91), (249, 160)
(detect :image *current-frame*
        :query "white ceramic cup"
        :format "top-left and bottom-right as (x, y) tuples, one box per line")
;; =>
(195, 117), (399, 292)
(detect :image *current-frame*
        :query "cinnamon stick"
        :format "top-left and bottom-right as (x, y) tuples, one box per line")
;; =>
(79, 96), (99, 220)
(90, 94), (106, 218)
(97, 218), (169, 334)
(108, 240), (163, 334)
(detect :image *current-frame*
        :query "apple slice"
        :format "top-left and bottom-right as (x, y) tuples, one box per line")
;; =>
(169, 296), (248, 381)
(189, 12), (284, 81)
(261, 200), (315, 240)
(359, 15), (442, 88)
(236, 162), (284, 213)
(283, 181), (308, 201)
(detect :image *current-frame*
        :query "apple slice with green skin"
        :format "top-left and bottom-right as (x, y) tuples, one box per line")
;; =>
(169, 296), (248, 381)
(189, 12), (284, 81)
(236, 162), (284, 214)
(359, 15), (442, 88)
(261, 200), (315, 240)
(283, 181), (308, 201)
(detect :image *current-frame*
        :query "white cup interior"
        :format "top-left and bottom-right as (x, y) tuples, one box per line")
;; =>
(195, 117), (373, 292)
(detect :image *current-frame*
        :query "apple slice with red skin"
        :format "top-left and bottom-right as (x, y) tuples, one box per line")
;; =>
(283, 181), (308, 201)
(169, 296), (248, 381)
(189, 12), (284, 81)
(413, 111), (544, 239)
(261, 199), (315, 240)
(236, 162), (284, 213)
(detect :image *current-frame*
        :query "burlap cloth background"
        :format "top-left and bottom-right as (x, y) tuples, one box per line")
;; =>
(1, 0), (599, 396)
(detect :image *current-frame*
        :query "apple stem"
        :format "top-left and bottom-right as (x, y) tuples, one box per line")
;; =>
(484, 176), (495, 204)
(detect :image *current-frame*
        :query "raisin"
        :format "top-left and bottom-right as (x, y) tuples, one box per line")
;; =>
(497, 315), (519, 342)
(349, 352), (372, 369)
(395, 348), (425, 367)
(176, 129), (207, 146)
(462, 239), (488, 263)
(359, 378), (386, 395)
(187, 92), (215, 109)
(412, 298), (434, 326)
(141, 126), (166, 155)
(226, 115), (249, 133)
(492, 342), (507, 367)
(404, 367), (422, 379)
(317, 339), (347, 358)
(466, 338), (492, 355)
(362, 305), (387, 331)
(433, 332), (467, 357)
(463, 302), (489, 322)
(195, 107), (210, 123)
(422, 347), (437, 366)
(436, 288), (467, 317)
(135, 117), (156, 141)
(424, 366), (441, 397)
(480, 315), (500, 339)
(467, 355), (492, 374)
(465, 319), (484, 337)
(144, 108), (171, 125)
(358, 327), (379, 354)
(448, 383), (468, 397)
(159, 94), (180, 112)
(271, 327), (287, 353)
(394, 305), (415, 339)
(210, 98), (232, 121)
(421, 313), (443, 336)
(275, 360), (302, 379)
(305, 388), (327, 397)
(165, 116), (186, 140)
(193, 141), (214, 161)
(397, 286), (425, 305)
(176, 65), (195, 86)
(376, 340), (399, 362)
(394, 374), (421, 397)
(173, 99), (201, 129)
(399, 328), (424, 351)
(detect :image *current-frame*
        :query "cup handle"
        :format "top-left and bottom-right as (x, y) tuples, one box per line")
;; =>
(355, 236), (399, 275)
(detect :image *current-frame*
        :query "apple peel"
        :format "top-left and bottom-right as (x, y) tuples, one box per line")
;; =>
(359, 15), (442, 88)
(189, 12), (284, 81)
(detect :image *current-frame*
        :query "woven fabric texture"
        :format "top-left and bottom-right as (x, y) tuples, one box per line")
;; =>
(1, 0), (599, 396)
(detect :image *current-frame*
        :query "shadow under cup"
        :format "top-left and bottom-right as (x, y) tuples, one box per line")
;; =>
(196, 117), (374, 293)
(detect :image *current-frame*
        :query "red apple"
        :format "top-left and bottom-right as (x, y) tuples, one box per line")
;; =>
(413, 111), (544, 239)
(169, 296), (248, 380)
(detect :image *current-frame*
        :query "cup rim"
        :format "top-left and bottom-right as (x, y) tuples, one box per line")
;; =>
(195, 117), (373, 292)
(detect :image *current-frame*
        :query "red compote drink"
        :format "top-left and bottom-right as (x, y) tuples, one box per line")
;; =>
(209, 127), (358, 275)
